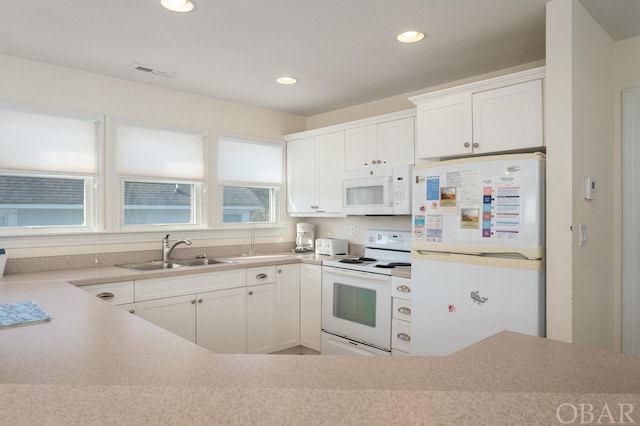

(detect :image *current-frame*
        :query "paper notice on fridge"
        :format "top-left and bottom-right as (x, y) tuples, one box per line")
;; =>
(482, 175), (522, 240)
(413, 215), (426, 241)
(426, 215), (443, 242)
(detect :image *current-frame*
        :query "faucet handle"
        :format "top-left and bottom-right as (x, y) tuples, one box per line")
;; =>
(163, 234), (170, 242)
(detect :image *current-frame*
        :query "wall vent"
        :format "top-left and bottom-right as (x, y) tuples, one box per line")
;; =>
(129, 64), (176, 78)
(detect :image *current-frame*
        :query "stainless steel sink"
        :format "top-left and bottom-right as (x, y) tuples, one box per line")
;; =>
(118, 257), (233, 272)
(172, 258), (233, 267)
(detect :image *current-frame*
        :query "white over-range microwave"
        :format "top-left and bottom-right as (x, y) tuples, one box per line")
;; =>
(342, 164), (412, 215)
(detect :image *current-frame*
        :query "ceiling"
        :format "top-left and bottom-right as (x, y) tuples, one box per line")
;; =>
(1, 0), (639, 117)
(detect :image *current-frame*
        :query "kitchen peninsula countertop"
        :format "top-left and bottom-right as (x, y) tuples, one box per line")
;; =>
(1, 279), (639, 425)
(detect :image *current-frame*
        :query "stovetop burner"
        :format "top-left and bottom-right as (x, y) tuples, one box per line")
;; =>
(339, 256), (377, 264)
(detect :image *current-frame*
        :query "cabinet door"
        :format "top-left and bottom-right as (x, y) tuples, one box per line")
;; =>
(286, 136), (317, 214)
(378, 117), (415, 167)
(275, 264), (300, 351)
(472, 79), (543, 154)
(315, 131), (345, 213)
(299, 264), (321, 351)
(345, 124), (378, 170)
(197, 287), (247, 354)
(415, 92), (472, 159)
(136, 295), (196, 343)
(246, 283), (277, 354)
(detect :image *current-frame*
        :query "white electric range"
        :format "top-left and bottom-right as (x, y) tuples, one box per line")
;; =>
(321, 229), (411, 355)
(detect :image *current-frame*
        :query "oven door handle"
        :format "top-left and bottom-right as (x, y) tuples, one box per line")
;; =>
(322, 266), (390, 281)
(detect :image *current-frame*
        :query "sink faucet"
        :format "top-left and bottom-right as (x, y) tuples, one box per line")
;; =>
(162, 234), (192, 261)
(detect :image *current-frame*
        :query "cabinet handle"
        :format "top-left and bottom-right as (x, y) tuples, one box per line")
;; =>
(128, 309), (135, 314)
(96, 292), (114, 300)
(248, 291), (253, 296)
(397, 333), (411, 342)
(397, 285), (411, 293)
(191, 299), (196, 304)
(473, 142), (479, 148)
(256, 273), (268, 279)
(197, 298), (203, 303)
(277, 269), (282, 273)
(464, 142), (470, 148)
(398, 307), (411, 315)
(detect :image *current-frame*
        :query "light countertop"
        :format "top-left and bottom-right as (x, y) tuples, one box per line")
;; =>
(1, 279), (639, 425)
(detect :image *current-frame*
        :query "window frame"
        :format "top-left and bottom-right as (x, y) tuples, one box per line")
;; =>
(0, 101), (103, 236)
(213, 133), (285, 229)
(109, 117), (209, 232)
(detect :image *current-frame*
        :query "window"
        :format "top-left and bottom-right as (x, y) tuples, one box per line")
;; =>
(0, 104), (100, 232)
(114, 120), (207, 229)
(217, 136), (283, 224)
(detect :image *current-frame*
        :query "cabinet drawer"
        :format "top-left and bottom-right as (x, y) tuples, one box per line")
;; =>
(392, 298), (412, 322)
(246, 266), (276, 286)
(135, 270), (246, 302)
(82, 281), (134, 305)
(391, 276), (412, 300)
(391, 318), (411, 354)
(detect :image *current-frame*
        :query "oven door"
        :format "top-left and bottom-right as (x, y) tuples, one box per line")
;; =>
(342, 175), (393, 215)
(322, 266), (391, 351)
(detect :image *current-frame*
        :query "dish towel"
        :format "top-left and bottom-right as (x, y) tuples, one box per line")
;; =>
(0, 301), (52, 328)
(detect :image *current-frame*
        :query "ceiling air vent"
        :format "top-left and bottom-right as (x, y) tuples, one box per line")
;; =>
(129, 64), (176, 78)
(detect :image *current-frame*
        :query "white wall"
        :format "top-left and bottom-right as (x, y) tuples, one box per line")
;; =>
(546, 0), (617, 351)
(305, 61), (545, 129)
(0, 53), (306, 257)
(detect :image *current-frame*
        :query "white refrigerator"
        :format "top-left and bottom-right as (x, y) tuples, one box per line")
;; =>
(411, 153), (545, 356)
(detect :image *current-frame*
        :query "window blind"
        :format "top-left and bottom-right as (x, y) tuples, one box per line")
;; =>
(0, 108), (97, 174)
(117, 124), (205, 180)
(218, 136), (283, 185)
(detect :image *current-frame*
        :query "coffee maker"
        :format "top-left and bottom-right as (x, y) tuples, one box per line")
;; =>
(294, 222), (315, 253)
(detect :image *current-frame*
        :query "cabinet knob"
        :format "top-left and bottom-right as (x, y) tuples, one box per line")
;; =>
(277, 269), (282, 273)
(197, 298), (203, 303)
(473, 142), (479, 148)
(397, 333), (411, 342)
(398, 307), (411, 315)
(464, 142), (470, 148)
(397, 285), (411, 293)
(191, 299), (196, 304)
(248, 290), (253, 296)
(256, 273), (268, 279)
(96, 292), (114, 300)
(128, 309), (135, 314)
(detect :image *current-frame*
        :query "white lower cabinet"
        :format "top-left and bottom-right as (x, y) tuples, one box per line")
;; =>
(275, 264), (300, 351)
(85, 263), (308, 355)
(197, 287), (246, 354)
(246, 283), (277, 354)
(299, 263), (321, 351)
(136, 295), (196, 343)
(391, 276), (412, 355)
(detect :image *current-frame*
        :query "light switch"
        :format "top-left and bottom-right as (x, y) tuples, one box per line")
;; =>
(579, 224), (587, 246)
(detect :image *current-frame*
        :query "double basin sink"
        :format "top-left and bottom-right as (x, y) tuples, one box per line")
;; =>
(118, 254), (292, 272)
(119, 257), (234, 272)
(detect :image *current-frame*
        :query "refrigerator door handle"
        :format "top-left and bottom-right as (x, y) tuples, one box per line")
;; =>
(415, 250), (540, 260)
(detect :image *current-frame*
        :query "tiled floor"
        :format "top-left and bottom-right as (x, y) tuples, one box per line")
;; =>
(271, 345), (320, 355)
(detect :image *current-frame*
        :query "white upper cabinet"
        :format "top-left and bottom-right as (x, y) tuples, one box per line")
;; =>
(286, 131), (345, 216)
(345, 116), (415, 171)
(410, 67), (544, 160)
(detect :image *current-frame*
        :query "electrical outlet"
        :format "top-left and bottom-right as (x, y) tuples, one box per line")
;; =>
(350, 225), (356, 237)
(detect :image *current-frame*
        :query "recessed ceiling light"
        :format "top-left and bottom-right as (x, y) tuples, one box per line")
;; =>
(397, 31), (425, 43)
(276, 77), (298, 85)
(161, 0), (196, 13)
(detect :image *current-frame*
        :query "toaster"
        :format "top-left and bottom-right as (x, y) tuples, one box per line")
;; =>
(315, 238), (349, 256)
